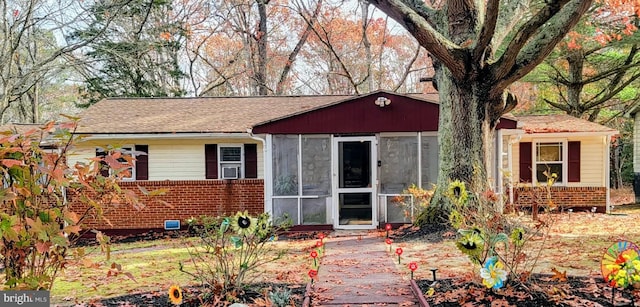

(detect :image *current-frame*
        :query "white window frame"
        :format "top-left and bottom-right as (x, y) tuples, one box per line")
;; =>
(98, 146), (136, 181)
(116, 146), (136, 181)
(533, 139), (567, 186)
(218, 144), (244, 179)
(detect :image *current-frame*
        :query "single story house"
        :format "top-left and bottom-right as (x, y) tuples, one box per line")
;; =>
(65, 90), (617, 231)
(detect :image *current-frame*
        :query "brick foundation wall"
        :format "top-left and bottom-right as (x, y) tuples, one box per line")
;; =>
(514, 186), (606, 208)
(71, 179), (264, 230)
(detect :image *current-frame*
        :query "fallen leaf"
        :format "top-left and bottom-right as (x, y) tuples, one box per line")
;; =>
(551, 268), (567, 282)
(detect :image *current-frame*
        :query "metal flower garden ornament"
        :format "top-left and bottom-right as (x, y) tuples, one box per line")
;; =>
(602, 241), (640, 289)
(231, 210), (257, 236)
(168, 285), (183, 305)
(408, 262), (418, 279)
(480, 256), (508, 290)
(395, 247), (403, 264)
(310, 250), (319, 267)
(385, 238), (393, 252)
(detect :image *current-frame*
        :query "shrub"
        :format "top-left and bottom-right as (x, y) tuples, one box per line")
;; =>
(446, 178), (555, 289)
(391, 184), (434, 224)
(181, 212), (288, 302)
(0, 121), (157, 290)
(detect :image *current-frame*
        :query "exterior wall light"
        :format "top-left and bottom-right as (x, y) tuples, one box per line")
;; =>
(375, 96), (391, 107)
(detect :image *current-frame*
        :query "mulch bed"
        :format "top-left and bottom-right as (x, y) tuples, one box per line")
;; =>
(417, 274), (640, 306)
(71, 283), (306, 306)
(391, 222), (456, 243)
(395, 222), (640, 306)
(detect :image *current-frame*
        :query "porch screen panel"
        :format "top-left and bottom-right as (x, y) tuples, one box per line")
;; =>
(386, 195), (411, 223)
(272, 198), (299, 225)
(302, 197), (328, 225)
(379, 136), (418, 194)
(301, 136), (331, 196)
(272, 135), (299, 196)
(421, 135), (439, 189)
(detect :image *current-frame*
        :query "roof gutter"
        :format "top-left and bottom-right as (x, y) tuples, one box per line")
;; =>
(520, 131), (619, 138)
(80, 132), (251, 140)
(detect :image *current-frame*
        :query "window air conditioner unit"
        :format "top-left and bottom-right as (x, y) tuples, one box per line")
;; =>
(222, 166), (239, 179)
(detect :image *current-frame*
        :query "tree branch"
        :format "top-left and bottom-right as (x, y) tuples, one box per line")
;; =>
(276, 0), (322, 95)
(491, 0), (593, 97)
(367, 0), (466, 79)
(472, 0), (499, 64)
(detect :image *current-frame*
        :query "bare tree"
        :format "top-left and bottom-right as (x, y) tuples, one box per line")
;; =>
(0, 0), (132, 123)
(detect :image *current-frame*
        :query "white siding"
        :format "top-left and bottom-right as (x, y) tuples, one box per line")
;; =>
(580, 137), (605, 186)
(69, 138), (264, 180)
(150, 143), (204, 180)
(511, 135), (607, 187)
(67, 146), (96, 168)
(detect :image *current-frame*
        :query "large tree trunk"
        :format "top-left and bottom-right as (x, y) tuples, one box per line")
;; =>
(425, 60), (497, 219)
(367, 0), (593, 222)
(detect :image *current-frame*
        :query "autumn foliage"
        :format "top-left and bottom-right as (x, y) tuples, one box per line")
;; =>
(0, 120), (151, 290)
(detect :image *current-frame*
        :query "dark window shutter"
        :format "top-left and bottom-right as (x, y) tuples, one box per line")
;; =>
(205, 144), (218, 179)
(135, 145), (149, 180)
(568, 141), (581, 182)
(96, 148), (109, 177)
(519, 142), (532, 182)
(244, 144), (258, 178)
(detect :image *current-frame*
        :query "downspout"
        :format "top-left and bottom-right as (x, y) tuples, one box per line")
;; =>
(247, 129), (269, 215)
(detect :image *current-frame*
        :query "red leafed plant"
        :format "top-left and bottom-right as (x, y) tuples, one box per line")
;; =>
(0, 120), (163, 290)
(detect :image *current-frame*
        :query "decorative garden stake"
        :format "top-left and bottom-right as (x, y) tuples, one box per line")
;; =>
(316, 240), (324, 255)
(386, 238), (393, 252)
(592, 206), (597, 216)
(601, 240), (640, 306)
(168, 285), (183, 305)
(430, 268), (438, 281)
(308, 269), (318, 284)
(385, 223), (392, 238)
(395, 247), (403, 264)
(408, 262), (418, 279)
(310, 250), (318, 267)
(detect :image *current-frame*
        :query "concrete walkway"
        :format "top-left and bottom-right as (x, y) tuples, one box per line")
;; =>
(311, 232), (419, 306)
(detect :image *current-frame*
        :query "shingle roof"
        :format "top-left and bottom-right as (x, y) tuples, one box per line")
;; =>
(76, 92), (440, 134)
(76, 95), (356, 134)
(0, 123), (46, 135)
(517, 114), (618, 134)
(76, 93), (614, 135)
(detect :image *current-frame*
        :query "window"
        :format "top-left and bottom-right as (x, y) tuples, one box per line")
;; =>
(219, 145), (242, 179)
(535, 142), (564, 184)
(518, 140), (580, 185)
(96, 145), (148, 181)
(205, 144), (257, 179)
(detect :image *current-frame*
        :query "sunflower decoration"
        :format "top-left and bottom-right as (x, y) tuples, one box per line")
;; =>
(255, 213), (272, 239)
(509, 227), (526, 247)
(447, 180), (468, 206)
(448, 209), (464, 229)
(231, 210), (257, 237)
(168, 285), (183, 305)
(456, 228), (484, 262)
